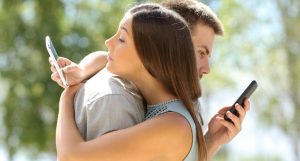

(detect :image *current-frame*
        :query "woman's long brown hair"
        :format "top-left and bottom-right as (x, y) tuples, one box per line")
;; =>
(129, 3), (207, 161)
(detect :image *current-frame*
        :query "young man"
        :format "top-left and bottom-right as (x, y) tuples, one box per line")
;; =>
(50, 0), (249, 160)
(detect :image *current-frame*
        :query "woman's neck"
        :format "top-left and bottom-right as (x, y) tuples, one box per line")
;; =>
(131, 72), (177, 105)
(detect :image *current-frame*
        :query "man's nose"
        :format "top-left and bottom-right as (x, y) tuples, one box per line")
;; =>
(198, 60), (210, 75)
(201, 63), (210, 74)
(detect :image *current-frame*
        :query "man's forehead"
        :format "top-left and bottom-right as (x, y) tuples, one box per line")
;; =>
(191, 24), (215, 53)
(192, 38), (213, 53)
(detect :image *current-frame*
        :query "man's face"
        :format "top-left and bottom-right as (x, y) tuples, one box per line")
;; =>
(191, 23), (216, 79)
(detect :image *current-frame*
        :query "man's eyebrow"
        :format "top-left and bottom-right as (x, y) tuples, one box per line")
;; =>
(198, 45), (210, 55)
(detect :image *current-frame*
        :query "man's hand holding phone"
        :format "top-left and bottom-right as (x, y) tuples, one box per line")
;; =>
(224, 80), (257, 124)
(205, 99), (250, 159)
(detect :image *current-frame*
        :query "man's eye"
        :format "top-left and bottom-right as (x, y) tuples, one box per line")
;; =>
(198, 51), (206, 57)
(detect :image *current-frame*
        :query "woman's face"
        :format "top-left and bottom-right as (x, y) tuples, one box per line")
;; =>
(105, 14), (144, 79)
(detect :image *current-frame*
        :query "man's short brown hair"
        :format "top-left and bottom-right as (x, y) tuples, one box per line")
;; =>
(162, 0), (224, 35)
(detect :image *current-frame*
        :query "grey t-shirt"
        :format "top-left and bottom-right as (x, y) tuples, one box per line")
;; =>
(74, 68), (145, 141)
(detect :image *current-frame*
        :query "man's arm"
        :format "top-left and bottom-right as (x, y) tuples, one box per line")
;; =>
(205, 99), (250, 161)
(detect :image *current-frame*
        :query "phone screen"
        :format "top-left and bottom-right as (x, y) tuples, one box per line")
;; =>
(46, 36), (59, 60)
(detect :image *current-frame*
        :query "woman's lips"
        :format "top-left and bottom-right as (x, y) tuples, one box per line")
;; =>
(107, 55), (113, 61)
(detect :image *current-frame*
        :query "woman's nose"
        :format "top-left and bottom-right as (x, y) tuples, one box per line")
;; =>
(105, 37), (112, 49)
(106, 34), (117, 49)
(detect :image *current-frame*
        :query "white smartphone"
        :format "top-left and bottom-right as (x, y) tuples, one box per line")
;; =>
(45, 35), (68, 87)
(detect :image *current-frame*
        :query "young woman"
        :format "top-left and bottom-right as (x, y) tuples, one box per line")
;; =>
(57, 3), (206, 161)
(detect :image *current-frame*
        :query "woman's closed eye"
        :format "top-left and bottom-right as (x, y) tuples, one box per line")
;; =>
(118, 37), (125, 43)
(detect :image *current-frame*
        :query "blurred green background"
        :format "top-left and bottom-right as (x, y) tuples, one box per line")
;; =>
(0, 0), (299, 161)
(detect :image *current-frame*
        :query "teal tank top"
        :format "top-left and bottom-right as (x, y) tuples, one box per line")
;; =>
(146, 99), (198, 161)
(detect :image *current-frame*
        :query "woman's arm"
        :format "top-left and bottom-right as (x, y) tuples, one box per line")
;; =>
(56, 85), (84, 160)
(78, 51), (108, 80)
(56, 85), (192, 161)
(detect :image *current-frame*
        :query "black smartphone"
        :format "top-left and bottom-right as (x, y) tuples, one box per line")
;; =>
(224, 80), (258, 123)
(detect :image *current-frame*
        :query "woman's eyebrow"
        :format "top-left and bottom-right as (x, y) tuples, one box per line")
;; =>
(120, 26), (128, 34)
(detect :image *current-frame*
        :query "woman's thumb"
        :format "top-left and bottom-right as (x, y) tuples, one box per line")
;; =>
(63, 64), (77, 73)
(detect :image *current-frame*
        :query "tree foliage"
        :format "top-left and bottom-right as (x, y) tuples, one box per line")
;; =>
(273, 0), (300, 159)
(0, 0), (133, 160)
(202, 0), (300, 160)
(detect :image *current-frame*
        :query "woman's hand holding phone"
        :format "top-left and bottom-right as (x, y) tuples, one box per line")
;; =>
(46, 35), (86, 88)
(49, 57), (85, 88)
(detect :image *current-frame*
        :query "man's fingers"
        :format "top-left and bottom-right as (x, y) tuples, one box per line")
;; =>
(218, 106), (231, 115)
(244, 98), (250, 112)
(235, 104), (246, 122)
(230, 112), (241, 130)
(217, 116), (236, 132)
